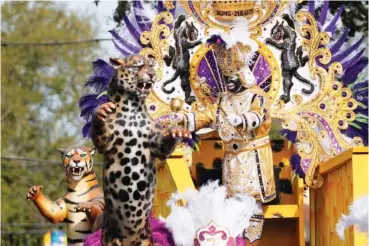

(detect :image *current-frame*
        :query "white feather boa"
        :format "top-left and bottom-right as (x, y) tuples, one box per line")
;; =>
(336, 195), (368, 240)
(165, 181), (259, 246)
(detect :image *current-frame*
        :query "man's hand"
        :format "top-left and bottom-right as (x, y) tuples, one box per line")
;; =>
(225, 114), (243, 127)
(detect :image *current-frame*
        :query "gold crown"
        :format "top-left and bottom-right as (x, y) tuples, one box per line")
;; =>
(211, 0), (256, 21)
(213, 42), (251, 76)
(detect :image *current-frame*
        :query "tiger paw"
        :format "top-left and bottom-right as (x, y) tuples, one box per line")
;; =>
(74, 202), (94, 214)
(94, 102), (116, 122)
(27, 185), (43, 201)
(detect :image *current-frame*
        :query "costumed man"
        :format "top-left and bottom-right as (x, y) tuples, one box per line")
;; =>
(169, 42), (276, 246)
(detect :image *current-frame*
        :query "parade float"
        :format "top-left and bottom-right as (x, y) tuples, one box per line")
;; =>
(75, 0), (368, 245)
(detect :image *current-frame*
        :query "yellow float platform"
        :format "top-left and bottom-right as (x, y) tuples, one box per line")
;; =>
(153, 141), (368, 246)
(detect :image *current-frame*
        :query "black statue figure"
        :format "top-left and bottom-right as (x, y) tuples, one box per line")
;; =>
(162, 14), (202, 105)
(265, 16), (314, 103)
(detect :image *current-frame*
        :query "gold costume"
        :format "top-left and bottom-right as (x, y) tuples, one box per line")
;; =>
(186, 86), (276, 203)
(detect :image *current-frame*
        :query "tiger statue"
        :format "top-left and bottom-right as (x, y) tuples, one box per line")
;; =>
(27, 146), (104, 246)
(91, 55), (190, 246)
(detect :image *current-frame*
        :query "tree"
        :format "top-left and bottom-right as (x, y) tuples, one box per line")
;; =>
(1, 2), (101, 245)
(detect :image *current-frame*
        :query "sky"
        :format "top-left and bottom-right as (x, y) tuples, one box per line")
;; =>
(65, 0), (119, 60)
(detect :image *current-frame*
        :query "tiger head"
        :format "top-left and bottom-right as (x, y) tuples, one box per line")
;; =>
(109, 55), (156, 98)
(58, 146), (96, 181)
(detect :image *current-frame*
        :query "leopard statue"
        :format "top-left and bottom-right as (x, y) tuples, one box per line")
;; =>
(27, 146), (104, 246)
(91, 55), (190, 246)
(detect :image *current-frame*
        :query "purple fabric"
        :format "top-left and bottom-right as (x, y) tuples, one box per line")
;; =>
(253, 56), (271, 85)
(198, 57), (220, 96)
(205, 50), (222, 94)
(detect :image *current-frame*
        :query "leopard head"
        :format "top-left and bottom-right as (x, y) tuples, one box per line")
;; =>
(58, 146), (95, 181)
(109, 55), (156, 98)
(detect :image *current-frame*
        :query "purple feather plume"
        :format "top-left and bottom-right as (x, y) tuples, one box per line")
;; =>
(324, 5), (344, 34)
(157, 0), (165, 13)
(109, 29), (141, 53)
(329, 36), (365, 65)
(133, 0), (152, 33)
(342, 57), (368, 85)
(112, 39), (134, 57)
(330, 28), (349, 55)
(342, 48), (366, 71)
(290, 154), (306, 178)
(308, 0), (315, 18)
(150, 214), (175, 246)
(80, 59), (112, 138)
(318, 0), (329, 27)
(122, 14), (142, 44)
(83, 214), (175, 246)
(85, 76), (111, 94)
(82, 121), (92, 138)
(92, 59), (115, 78)
(280, 129), (298, 143)
(182, 133), (200, 150)
(83, 229), (102, 246)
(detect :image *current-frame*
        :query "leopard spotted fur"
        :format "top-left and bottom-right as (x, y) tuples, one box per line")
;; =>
(91, 55), (179, 246)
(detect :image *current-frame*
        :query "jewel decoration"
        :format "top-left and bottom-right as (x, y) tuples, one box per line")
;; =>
(270, 10), (364, 188)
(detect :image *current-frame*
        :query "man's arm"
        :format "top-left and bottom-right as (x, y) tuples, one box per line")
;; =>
(226, 92), (269, 132)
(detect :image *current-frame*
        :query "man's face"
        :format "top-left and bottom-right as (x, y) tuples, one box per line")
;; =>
(224, 74), (245, 93)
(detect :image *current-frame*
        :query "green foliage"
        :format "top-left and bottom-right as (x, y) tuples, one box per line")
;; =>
(328, 1), (368, 36)
(1, 2), (103, 244)
(112, 1), (132, 27)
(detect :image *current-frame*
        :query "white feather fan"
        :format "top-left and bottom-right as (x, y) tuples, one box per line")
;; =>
(165, 181), (258, 245)
(336, 195), (368, 240)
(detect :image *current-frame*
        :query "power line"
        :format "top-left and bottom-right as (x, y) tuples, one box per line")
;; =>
(1, 156), (104, 166)
(1, 38), (112, 47)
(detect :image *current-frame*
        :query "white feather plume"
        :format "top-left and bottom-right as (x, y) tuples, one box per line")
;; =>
(336, 195), (368, 240)
(206, 17), (258, 55)
(165, 181), (258, 245)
